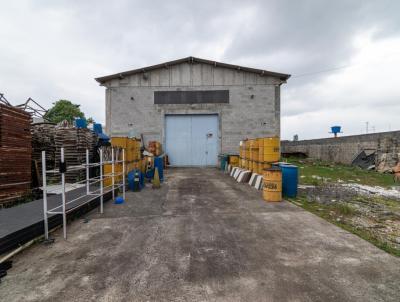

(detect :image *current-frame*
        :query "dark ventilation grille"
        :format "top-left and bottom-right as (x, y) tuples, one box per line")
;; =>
(154, 90), (229, 104)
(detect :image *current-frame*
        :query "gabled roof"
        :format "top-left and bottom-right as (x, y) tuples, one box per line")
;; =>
(95, 56), (290, 84)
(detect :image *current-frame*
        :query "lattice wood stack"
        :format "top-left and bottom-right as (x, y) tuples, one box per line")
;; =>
(31, 123), (57, 184)
(0, 104), (32, 205)
(54, 127), (98, 183)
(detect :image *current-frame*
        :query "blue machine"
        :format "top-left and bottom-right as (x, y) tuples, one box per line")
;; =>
(128, 169), (144, 191)
(75, 118), (87, 129)
(279, 164), (298, 198)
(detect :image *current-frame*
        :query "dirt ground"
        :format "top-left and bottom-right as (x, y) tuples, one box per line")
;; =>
(0, 168), (399, 302)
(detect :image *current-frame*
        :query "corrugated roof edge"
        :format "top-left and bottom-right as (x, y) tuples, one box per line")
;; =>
(94, 56), (291, 84)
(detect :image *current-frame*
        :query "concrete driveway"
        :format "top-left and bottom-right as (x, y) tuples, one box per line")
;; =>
(1, 168), (399, 302)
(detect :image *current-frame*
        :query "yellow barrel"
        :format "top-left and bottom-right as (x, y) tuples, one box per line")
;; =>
(248, 139), (253, 160)
(256, 162), (262, 174)
(252, 161), (257, 173)
(111, 136), (128, 148)
(263, 167), (282, 202)
(245, 140), (250, 152)
(261, 162), (272, 171)
(229, 155), (239, 167)
(253, 139), (259, 149)
(257, 138), (264, 161)
(252, 150), (259, 162)
(104, 163), (123, 187)
(262, 137), (280, 163)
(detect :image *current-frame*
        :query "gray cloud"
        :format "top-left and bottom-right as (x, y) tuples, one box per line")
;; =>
(1, 0), (399, 139)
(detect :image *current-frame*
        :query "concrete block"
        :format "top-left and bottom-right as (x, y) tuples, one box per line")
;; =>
(248, 173), (257, 186)
(255, 175), (264, 190)
(233, 168), (242, 180)
(237, 170), (252, 183)
(230, 167), (238, 177)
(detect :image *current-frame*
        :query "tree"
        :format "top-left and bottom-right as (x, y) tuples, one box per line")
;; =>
(87, 117), (95, 124)
(44, 100), (85, 124)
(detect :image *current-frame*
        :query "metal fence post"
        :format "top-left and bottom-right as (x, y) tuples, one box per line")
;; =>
(86, 149), (89, 195)
(100, 148), (104, 214)
(112, 147), (115, 200)
(41, 151), (48, 240)
(122, 148), (126, 200)
(61, 147), (67, 239)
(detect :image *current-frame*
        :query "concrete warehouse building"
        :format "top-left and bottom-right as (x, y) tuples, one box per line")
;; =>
(95, 57), (290, 166)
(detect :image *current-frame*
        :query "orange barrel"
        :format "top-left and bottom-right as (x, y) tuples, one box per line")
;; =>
(263, 166), (282, 202)
(262, 137), (280, 163)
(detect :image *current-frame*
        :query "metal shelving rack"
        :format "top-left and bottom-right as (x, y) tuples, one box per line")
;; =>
(41, 147), (125, 239)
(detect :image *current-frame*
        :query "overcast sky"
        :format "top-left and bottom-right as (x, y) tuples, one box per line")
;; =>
(1, 0), (400, 140)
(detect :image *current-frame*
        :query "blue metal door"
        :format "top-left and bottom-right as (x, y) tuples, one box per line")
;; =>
(165, 115), (218, 166)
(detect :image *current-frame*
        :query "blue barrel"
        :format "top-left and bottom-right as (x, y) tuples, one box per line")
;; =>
(219, 154), (228, 170)
(280, 164), (298, 198)
(154, 156), (164, 182)
(75, 118), (87, 128)
(93, 123), (103, 134)
(128, 169), (144, 191)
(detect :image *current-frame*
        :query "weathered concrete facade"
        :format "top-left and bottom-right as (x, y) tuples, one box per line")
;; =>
(96, 57), (289, 154)
(282, 131), (400, 168)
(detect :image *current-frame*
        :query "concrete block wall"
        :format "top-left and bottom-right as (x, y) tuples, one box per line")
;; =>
(103, 62), (283, 154)
(281, 131), (400, 165)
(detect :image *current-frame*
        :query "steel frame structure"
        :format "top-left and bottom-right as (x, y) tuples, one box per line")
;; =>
(41, 147), (126, 239)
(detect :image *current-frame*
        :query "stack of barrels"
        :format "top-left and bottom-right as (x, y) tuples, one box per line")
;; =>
(261, 137), (281, 202)
(105, 137), (142, 186)
(238, 136), (282, 202)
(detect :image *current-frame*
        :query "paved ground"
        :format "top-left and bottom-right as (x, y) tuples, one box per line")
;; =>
(1, 168), (399, 302)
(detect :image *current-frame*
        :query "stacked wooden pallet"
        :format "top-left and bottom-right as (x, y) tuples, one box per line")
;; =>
(54, 127), (97, 183)
(31, 123), (57, 184)
(0, 104), (32, 205)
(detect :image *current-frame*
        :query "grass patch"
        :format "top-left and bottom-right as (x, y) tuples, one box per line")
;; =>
(283, 157), (396, 188)
(289, 195), (400, 257)
(336, 203), (356, 216)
